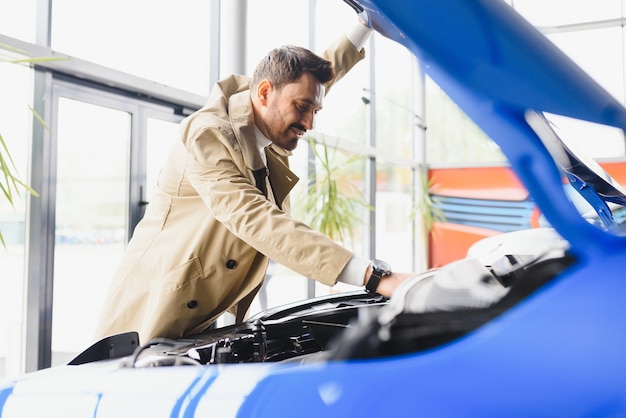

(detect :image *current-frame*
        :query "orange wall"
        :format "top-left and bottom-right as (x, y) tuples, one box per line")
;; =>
(427, 161), (626, 268)
(429, 166), (528, 200)
(427, 166), (529, 267)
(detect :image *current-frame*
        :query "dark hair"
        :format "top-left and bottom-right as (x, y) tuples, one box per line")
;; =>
(251, 45), (334, 91)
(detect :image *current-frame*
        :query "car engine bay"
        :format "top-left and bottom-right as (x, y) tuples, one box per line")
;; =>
(70, 245), (575, 369)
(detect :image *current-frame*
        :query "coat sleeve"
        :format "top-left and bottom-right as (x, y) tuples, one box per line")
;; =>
(186, 127), (353, 286)
(322, 34), (367, 96)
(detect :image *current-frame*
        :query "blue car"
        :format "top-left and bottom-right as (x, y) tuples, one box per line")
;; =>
(3, 0), (626, 416)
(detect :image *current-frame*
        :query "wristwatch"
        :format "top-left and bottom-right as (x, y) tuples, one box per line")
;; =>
(365, 259), (392, 293)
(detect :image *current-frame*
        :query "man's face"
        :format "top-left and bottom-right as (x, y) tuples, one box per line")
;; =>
(256, 72), (324, 151)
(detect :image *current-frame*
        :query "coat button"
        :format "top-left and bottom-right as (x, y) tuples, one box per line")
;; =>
(186, 300), (198, 309)
(226, 259), (237, 269)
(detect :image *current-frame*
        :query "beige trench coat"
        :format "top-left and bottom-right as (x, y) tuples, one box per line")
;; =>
(94, 35), (366, 343)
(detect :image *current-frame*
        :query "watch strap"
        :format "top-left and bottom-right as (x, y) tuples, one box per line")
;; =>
(365, 269), (382, 293)
(366, 260), (391, 293)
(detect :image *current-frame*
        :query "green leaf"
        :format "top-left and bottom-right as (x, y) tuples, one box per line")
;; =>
(297, 136), (373, 245)
(409, 171), (446, 234)
(0, 53), (53, 248)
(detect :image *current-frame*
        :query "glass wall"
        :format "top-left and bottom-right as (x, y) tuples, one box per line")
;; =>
(313, 1), (370, 147)
(50, 0), (215, 96)
(427, 0), (626, 165)
(0, 63), (32, 378)
(51, 97), (131, 363)
(515, 0), (626, 160)
(0, 0), (37, 42)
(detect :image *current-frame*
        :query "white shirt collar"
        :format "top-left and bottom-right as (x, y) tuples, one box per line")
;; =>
(255, 125), (272, 166)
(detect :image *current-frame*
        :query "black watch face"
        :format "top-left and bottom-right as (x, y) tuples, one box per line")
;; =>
(373, 259), (391, 275)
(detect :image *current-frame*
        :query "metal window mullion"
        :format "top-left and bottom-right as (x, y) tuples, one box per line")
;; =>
(23, 70), (55, 373)
(306, 0), (317, 299)
(128, 107), (145, 240)
(413, 56), (428, 272)
(367, 35), (376, 260)
(22, 0), (55, 374)
(208, 0), (221, 89)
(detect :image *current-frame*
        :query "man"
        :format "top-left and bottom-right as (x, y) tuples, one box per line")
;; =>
(94, 15), (413, 344)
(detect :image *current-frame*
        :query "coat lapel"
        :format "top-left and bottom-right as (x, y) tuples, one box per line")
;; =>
(265, 145), (299, 210)
(227, 86), (299, 207)
(227, 88), (269, 195)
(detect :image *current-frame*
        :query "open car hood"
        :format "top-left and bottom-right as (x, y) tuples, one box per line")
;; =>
(349, 0), (626, 253)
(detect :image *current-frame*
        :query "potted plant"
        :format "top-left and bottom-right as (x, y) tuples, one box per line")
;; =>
(295, 136), (373, 246)
(405, 169), (446, 269)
